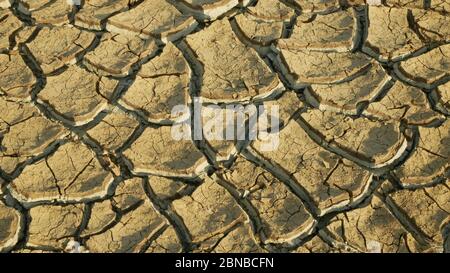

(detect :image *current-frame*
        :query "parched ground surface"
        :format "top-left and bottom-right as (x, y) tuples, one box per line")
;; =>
(0, 0), (449, 253)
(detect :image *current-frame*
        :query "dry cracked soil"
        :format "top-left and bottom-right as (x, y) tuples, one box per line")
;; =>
(0, 0), (449, 253)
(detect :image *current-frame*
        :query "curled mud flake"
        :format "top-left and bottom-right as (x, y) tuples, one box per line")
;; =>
(278, 9), (360, 52)
(326, 195), (413, 253)
(122, 126), (208, 179)
(19, 0), (74, 25)
(37, 65), (118, 126)
(0, 201), (22, 253)
(174, 0), (242, 21)
(364, 7), (450, 62)
(363, 7), (422, 62)
(172, 177), (244, 243)
(290, 0), (340, 14)
(111, 177), (147, 211)
(24, 25), (96, 75)
(144, 225), (183, 253)
(261, 91), (305, 130)
(434, 81), (450, 113)
(75, 0), (132, 31)
(28, 204), (84, 249)
(119, 43), (190, 123)
(184, 19), (284, 103)
(299, 109), (408, 168)
(249, 118), (373, 215)
(84, 33), (158, 77)
(223, 157), (315, 244)
(83, 177), (168, 253)
(148, 175), (190, 202)
(394, 44), (450, 89)
(106, 0), (198, 41)
(200, 104), (255, 163)
(306, 62), (392, 115)
(209, 223), (265, 253)
(0, 10), (22, 52)
(86, 110), (139, 151)
(233, 0), (295, 46)
(81, 200), (116, 237)
(0, 52), (36, 99)
(0, 97), (68, 174)
(365, 81), (444, 126)
(274, 48), (372, 88)
(388, 184), (449, 252)
(293, 236), (335, 253)
(394, 121), (449, 187)
(9, 141), (115, 204)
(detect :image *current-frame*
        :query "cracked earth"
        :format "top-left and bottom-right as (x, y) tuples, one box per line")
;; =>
(0, 0), (449, 253)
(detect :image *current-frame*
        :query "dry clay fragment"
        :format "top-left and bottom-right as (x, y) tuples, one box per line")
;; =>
(119, 43), (190, 123)
(200, 91), (305, 163)
(25, 25), (96, 74)
(388, 184), (449, 252)
(86, 109), (139, 151)
(172, 176), (244, 243)
(249, 117), (373, 214)
(0, 202), (22, 253)
(85, 178), (167, 253)
(326, 195), (412, 253)
(80, 177), (145, 237)
(394, 121), (449, 186)
(9, 141), (115, 204)
(291, 0), (340, 14)
(305, 62), (391, 115)
(365, 81), (444, 126)
(0, 10), (22, 52)
(394, 44), (450, 89)
(278, 9), (360, 52)
(123, 125), (208, 179)
(293, 235), (335, 253)
(112, 177), (147, 211)
(144, 225), (183, 253)
(246, 0), (294, 20)
(19, 0), (74, 25)
(200, 105), (250, 162)
(433, 81), (450, 113)
(81, 199), (116, 237)
(75, 0), (131, 30)
(0, 52), (36, 99)
(224, 157), (315, 243)
(261, 90), (305, 129)
(28, 204), (84, 249)
(234, 0), (295, 46)
(37, 65), (119, 126)
(210, 223), (265, 253)
(300, 109), (408, 168)
(274, 48), (372, 88)
(184, 19), (283, 102)
(0, 97), (68, 174)
(148, 175), (191, 201)
(84, 33), (158, 77)
(363, 7), (450, 62)
(175, 0), (241, 20)
(107, 0), (198, 41)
